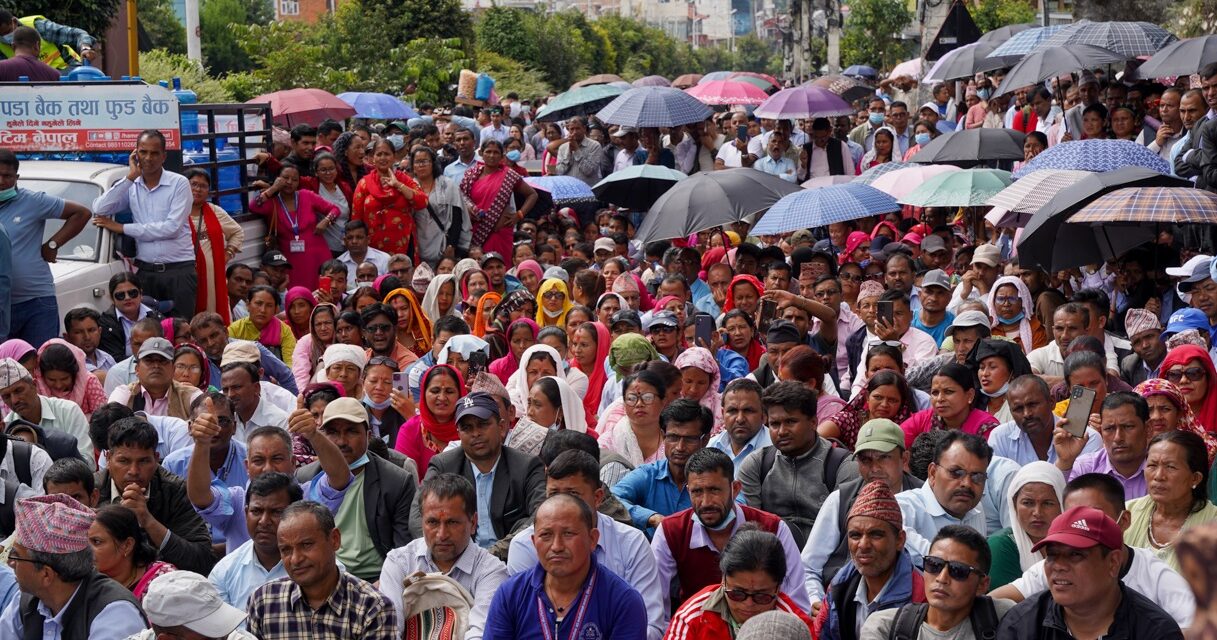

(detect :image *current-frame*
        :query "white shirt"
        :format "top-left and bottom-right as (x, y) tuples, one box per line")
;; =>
(234, 397), (289, 443)
(107, 384), (202, 418)
(337, 247), (392, 288)
(208, 538), (288, 611)
(716, 142), (745, 168)
(0, 438), (53, 494)
(4, 396), (93, 464)
(806, 139), (857, 179)
(748, 129), (809, 157)
(380, 538), (508, 640)
(92, 171), (194, 263)
(259, 381), (297, 415)
(1009, 545), (1195, 629)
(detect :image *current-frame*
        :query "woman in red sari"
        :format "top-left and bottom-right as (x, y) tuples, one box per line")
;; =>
(352, 138), (429, 261)
(458, 139), (538, 266)
(249, 165), (340, 290)
(184, 169), (243, 323)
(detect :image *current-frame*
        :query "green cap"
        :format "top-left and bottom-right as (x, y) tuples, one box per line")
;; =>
(854, 419), (905, 453)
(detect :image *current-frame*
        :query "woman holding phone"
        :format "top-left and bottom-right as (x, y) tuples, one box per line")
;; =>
(352, 138), (429, 261)
(250, 165), (339, 290)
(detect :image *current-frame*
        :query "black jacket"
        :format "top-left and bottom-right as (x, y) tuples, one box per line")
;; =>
(296, 453), (416, 559)
(409, 445), (546, 542)
(96, 466), (216, 574)
(98, 305), (163, 362)
(1173, 115), (1211, 187)
(996, 582), (1183, 640)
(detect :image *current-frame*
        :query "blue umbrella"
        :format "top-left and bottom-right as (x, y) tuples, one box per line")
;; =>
(751, 183), (900, 235)
(524, 176), (597, 205)
(1013, 139), (1171, 179)
(596, 87), (714, 128)
(843, 65), (877, 78)
(336, 92), (418, 120)
(987, 25), (1065, 58)
(853, 161), (910, 185)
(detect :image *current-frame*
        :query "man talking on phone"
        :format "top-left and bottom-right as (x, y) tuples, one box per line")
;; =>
(93, 130), (196, 318)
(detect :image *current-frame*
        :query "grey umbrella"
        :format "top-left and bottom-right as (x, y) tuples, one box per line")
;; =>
(977, 23), (1034, 45)
(1016, 167), (1189, 271)
(994, 45), (1129, 97)
(908, 128), (1025, 167)
(634, 168), (803, 243)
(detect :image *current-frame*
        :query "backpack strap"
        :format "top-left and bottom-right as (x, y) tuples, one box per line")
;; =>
(968, 595), (999, 640)
(823, 442), (848, 492)
(0, 475), (18, 536)
(888, 603), (929, 640)
(760, 445), (777, 479)
(11, 440), (31, 488)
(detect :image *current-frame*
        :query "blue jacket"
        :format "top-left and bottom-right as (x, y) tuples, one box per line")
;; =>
(817, 551), (924, 640)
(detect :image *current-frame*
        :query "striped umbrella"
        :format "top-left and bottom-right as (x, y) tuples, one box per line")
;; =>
(868, 164), (962, 199)
(853, 161), (911, 186)
(1013, 139), (1171, 179)
(685, 80), (770, 106)
(985, 169), (1093, 227)
(596, 87), (713, 128)
(1067, 187), (1217, 225)
(750, 183), (901, 235)
(988, 25), (1065, 58)
(1037, 21), (1177, 58)
(897, 169), (1012, 208)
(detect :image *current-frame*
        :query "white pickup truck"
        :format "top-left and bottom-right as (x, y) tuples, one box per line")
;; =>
(27, 161), (267, 322)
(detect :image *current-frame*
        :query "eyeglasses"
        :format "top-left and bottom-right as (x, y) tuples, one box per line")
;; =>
(922, 555), (986, 580)
(662, 433), (706, 446)
(838, 273), (863, 283)
(865, 273), (884, 282)
(542, 291), (566, 301)
(174, 363), (202, 374)
(995, 295), (1021, 306)
(113, 289), (141, 301)
(941, 466), (988, 485)
(366, 323), (394, 334)
(624, 393), (659, 406)
(1165, 366), (1207, 383)
(723, 588), (778, 605)
(6, 551), (39, 567)
(651, 325), (677, 334)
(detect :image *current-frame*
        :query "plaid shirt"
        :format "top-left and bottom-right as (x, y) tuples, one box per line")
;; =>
(247, 571), (397, 640)
(31, 16), (96, 50)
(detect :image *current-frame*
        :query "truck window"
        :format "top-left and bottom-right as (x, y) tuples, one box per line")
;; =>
(23, 179), (109, 263)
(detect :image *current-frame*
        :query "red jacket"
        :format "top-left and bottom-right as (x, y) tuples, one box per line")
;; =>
(664, 584), (816, 640)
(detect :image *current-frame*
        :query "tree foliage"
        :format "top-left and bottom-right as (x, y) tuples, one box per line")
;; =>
(1072, 0), (1170, 23)
(139, 0), (187, 54)
(971, 0), (1036, 34)
(1167, 0), (1217, 38)
(0, 0), (121, 49)
(840, 0), (913, 71)
(476, 49), (551, 99)
(201, 0), (272, 75)
(139, 48), (234, 101)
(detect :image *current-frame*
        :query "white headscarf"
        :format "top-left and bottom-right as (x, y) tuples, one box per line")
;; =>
(987, 275), (1036, 351)
(421, 274), (461, 320)
(1006, 461), (1067, 571)
(538, 375), (587, 433)
(438, 335), (490, 365)
(507, 344), (568, 414)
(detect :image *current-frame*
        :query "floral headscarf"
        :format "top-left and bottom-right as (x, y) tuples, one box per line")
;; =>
(1135, 377), (1217, 462)
(673, 347), (723, 430)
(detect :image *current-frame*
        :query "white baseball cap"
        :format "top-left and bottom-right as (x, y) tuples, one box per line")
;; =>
(141, 571), (246, 637)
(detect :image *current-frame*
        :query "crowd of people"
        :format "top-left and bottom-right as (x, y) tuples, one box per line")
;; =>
(2, 41), (1217, 640)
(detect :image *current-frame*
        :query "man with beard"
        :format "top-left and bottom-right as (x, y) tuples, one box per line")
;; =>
(707, 379), (771, 471)
(896, 431), (990, 565)
(987, 375), (1101, 466)
(613, 400), (711, 537)
(652, 448), (808, 613)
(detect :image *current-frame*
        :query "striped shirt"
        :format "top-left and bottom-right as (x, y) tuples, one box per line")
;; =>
(247, 571), (397, 640)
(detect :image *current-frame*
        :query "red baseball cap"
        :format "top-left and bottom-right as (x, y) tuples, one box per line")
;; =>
(1031, 506), (1123, 553)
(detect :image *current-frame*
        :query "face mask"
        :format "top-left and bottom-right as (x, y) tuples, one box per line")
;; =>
(977, 89), (992, 101)
(692, 505), (737, 532)
(506, 150), (522, 162)
(600, 226), (612, 236)
(363, 394), (392, 411)
(982, 381), (1010, 398)
(543, 306), (565, 318)
(0, 33), (12, 45)
(998, 311), (1025, 325)
(349, 452), (371, 471)
(915, 133), (931, 146)
(0, 187), (15, 203)
(868, 112), (886, 126)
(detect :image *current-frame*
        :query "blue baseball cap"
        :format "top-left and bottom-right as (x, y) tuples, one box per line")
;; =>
(455, 391), (499, 423)
(1162, 308), (1210, 339)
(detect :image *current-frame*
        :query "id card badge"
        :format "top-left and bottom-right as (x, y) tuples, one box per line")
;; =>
(289, 236), (306, 253)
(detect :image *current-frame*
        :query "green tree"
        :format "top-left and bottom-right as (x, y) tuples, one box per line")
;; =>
(200, 0), (267, 74)
(971, 0), (1036, 34)
(476, 48), (551, 98)
(1167, 0), (1217, 38)
(695, 45), (737, 73)
(139, 0), (187, 54)
(840, 0), (913, 70)
(477, 7), (540, 68)
(734, 34), (777, 74)
(361, 0), (473, 56)
(139, 49), (233, 101)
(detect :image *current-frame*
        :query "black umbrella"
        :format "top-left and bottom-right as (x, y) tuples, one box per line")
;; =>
(1134, 35), (1217, 80)
(995, 45), (1130, 97)
(1017, 167), (1189, 271)
(927, 41), (1022, 81)
(908, 128), (1025, 167)
(977, 23), (1034, 45)
(635, 168), (803, 243)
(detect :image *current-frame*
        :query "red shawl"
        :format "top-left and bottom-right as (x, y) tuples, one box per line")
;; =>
(721, 274), (765, 314)
(575, 321), (612, 430)
(419, 364), (465, 448)
(459, 162), (522, 247)
(1161, 345), (1217, 433)
(189, 203), (230, 324)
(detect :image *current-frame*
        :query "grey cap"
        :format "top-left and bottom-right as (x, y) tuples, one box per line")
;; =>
(737, 610), (812, 640)
(920, 269), (951, 291)
(949, 309), (992, 335)
(137, 337), (174, 361)
(921, 234), (948, 254)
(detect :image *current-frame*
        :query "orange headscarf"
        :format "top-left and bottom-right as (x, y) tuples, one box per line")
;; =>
(473, 291), (502, 338)
(383, 287), (434, 354)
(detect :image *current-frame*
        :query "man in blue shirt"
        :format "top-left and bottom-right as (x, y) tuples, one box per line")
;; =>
(483, 493), (647, 640)
(442, 128), (479, 181)
(0, 149), (92, 346)
(0, 223), (8, 341)
(753, 130), (798, 182)
(708, 379), (771, 475)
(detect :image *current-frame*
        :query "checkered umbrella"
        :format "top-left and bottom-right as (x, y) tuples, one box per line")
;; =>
(1134, 35), (1217, 80)
(1037, 21), (1177, 58)
(750, 183), (901, 235)
(1068, 187), (1217, 224)
(633, 75), (671, 88)
(984, 170), (1094, 227)
(596, 87), (714, 128)
(672, 74), (703, 88)
(523, 176), (597, 204)
(977, 23), (1034, 45)
(853, 161), (911, 186)
(987, 25), (1065, 58)
(1012, 139), (1171, 179)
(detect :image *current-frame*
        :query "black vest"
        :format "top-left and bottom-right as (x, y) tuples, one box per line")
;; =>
(21, 570), (144, 640)
(802, 138), (848, 178)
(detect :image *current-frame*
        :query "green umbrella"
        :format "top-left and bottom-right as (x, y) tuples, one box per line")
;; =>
(535, 84), (625, 122)
(896, 168), (1012, 208)
(730, 75), (775, 93)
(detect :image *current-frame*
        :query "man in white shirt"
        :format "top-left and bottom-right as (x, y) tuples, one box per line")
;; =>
(715, 112), (753, 169)
(612, 126), (645, 172)
(381, 473), (507, 639)
(336, 221), (390, 288)
(896, 431), (990, 565)
(850, 290), (939, 398)
(218, 343), (289, 443)
(1139, 88), (1185, 162)
(801, 117), (857, 180)
(0, 358), (92, 462)
(1027, 303), (1091, 385)
(947, 245), (1001, 314)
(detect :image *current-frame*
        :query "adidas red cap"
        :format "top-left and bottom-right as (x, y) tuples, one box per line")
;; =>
(1031, 506), (1123, 553)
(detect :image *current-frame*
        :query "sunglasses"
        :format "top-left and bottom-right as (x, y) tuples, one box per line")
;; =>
(941, 466), (987, 485)
(368, 356), (399, 369)
(922, 555), (985, 581)
(723, 588), (778, 605)
(542, 291), (566, 300)
(365, 323), (394, 334)
(838, 273), (863, 283)
(1165, 366), (1207, 383)
(113, 289), (141, 301)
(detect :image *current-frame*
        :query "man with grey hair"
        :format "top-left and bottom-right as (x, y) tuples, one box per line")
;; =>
(0, 494), (147, 638)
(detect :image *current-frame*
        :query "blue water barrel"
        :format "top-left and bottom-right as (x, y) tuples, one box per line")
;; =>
(173, 77), (201, 151)
(214, 143), (243, 213)
(65, 59), (107, 81)
(475, 73), (495, 101)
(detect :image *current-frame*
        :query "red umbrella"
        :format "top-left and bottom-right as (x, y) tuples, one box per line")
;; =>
(684, 80), (770, 106)
(247, 88), (357, 127)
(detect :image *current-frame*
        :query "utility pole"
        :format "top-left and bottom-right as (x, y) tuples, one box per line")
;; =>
(826, 0), (841, 74)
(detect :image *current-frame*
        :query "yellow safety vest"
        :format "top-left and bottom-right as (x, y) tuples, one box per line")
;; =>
(0, 16), (80, 70)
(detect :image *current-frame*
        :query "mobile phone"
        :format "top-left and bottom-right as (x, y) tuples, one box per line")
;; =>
(737, 125), (749, 141)
(392, 372), (409, 396)
(318, 276), (332, 293)
(758, 300), (778, 335)
(877, 300), (895, 326)
(1062, 385), (1096, 438)
(695, 315), (715, 348)
(467, 351), (488, 377)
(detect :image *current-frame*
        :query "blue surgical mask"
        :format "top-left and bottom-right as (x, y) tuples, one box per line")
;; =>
(869, 112), (886, 126)
(0, 187), (15, 203)
(692, 505), (737, 531)
(915, 132), (931, 146)
(349, 452), (371, 471)
(0, 33), (12, 45)
(982, 381), (1010, 398)
(363, 394), (391, 411)
(977, 89), (992, 101)
(999, 311), (1025, 325)
(506, 150), (522, 162)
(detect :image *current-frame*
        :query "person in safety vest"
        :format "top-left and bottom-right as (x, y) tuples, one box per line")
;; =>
(0, 10), (97, 69)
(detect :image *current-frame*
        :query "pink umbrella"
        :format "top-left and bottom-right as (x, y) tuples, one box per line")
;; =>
(685, 80), (771, 105)
(248, 88), (356, 127)
(869, 164), (961, 199)
(754, 85), (853, 119)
